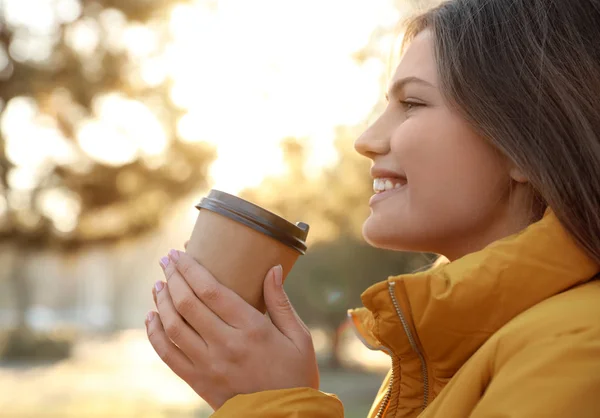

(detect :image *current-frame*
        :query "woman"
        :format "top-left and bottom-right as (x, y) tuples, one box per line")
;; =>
(145, 0), (600, 416)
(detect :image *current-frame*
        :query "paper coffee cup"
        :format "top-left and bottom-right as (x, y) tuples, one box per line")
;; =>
(185, 190), (309, 313)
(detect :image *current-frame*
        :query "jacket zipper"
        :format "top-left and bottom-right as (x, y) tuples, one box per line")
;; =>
(375, 363), (394, 418)
(375, 282), (429, 418)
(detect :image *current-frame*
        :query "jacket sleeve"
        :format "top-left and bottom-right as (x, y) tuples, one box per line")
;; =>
(211, 387), (344, 417)
(471, 329), (600, 418)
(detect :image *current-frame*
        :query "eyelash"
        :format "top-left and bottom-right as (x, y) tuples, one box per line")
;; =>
(399, 100), (423, 111)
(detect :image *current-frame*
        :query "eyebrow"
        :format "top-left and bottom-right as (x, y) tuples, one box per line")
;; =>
(385, 76), (435, 101)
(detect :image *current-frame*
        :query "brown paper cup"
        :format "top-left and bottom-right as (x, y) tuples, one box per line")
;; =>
(185, 190), (309, 313)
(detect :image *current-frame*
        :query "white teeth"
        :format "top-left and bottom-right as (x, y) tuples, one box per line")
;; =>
(373, 178), (405, 193)
(373, 179), (385, 191)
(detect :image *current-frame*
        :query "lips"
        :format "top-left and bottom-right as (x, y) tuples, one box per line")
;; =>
(371, 166), (406, 178)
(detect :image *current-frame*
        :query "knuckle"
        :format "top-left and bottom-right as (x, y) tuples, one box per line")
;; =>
(244, 323), (268, 342)
(208, 361), (229, 380)
(299, 320), (311, 336)
(147, 328), (157, 340)
(158, 348), (171, 365)
(301, 331), (314, 347)
(164, 320), (182, 341)
(222, 339), (242, 360)
(164, 265), (177, 281)
(175, 295), (196, 316)
(199, 284), (221, 302)
(276, 297), (292, 311)
(178, 259), (194, 278)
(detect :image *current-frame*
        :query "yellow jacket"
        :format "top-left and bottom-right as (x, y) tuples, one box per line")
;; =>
(213, 209), (600, 417)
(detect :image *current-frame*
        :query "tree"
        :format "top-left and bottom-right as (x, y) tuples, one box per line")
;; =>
(0, 0), (215, 347)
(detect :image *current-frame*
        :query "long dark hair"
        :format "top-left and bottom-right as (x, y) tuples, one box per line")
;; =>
(403, 0), (600, 264)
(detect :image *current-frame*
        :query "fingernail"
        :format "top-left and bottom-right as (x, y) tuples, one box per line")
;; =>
(168, 249), (180, 261)
(146, 311), (155, 323)
(155, 280), (164, 293)
(159, 256), (170, 269)
(273, 265), (283, 287)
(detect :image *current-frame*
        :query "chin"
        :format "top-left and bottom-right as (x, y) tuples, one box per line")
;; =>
(362, 215), (435, 253)
(362, 217), (409, 251)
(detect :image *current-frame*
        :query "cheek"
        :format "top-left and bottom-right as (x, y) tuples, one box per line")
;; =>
(364, 110), (510, 251)
(398, 110), (507, 209)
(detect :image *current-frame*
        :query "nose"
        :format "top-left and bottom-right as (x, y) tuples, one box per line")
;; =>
(354, 116), (391, 159)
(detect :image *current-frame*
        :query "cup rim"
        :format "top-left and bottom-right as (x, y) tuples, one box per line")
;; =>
(196, 189), (309, 254)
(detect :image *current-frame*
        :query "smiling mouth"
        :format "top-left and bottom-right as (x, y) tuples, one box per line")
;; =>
(373, 177), (408, 193)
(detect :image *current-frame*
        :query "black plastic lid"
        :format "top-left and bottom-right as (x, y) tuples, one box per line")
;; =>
(196, 189), (309, 254)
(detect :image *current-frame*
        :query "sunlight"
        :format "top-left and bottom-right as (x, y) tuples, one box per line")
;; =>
(55, 0), (82, 24)
(167, 0), (393, 193)
(0, 0), (399, 217)
(77, 120), (137, 166)
(65, 18), (100, 57)
(77, 93), (169, 166)
(38, 188), (82, 234)
(98, 8), (128, 53)
(95, 94), (169, 156)
(3, 0), (58, 35)
(121, 23), (159, 58)
(2, 97), (78, 176)
(7, 166), (39, 190)
(0, 331), (209, 416)
(139, 56), (167, 87)
(209, 144), (287, 194)
(338, 326), (391, 372)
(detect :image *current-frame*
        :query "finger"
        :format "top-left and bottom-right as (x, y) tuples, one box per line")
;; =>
(184, 240), (189, 250)
(154, 281), (191, 325)
(146, 310), (194, 379)
(161, 257), (234, 343)
(167, 249), (260, 327)
(156, 257), (167, 308)
(154, 280), (208, 360)
(152, 284), (158, 309)
(264, 265), (310, 344)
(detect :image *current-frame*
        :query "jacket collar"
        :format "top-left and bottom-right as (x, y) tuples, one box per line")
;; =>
(350, 208), (599, 390)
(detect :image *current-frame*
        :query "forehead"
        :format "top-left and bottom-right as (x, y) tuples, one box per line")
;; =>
(391, 29), (438, 86)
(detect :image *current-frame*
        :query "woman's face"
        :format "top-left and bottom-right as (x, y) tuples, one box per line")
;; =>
(355, 30), (531, 260)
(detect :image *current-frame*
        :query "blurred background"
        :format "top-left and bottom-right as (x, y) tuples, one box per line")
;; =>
(0, 0), (439, 416)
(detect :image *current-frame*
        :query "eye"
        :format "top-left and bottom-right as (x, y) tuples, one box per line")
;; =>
(399, 100), (424, 111)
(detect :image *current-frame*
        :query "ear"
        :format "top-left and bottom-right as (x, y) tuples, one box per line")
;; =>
(509, 166), (528, 183)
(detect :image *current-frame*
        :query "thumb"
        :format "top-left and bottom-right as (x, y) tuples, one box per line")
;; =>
(263, 265), (306, 342)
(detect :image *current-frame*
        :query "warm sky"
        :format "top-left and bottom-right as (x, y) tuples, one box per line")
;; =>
(170, 0), (396, 193)
(0, 0), (408, 231)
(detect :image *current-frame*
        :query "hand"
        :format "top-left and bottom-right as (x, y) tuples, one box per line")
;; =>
(146, 248), (319, 411)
